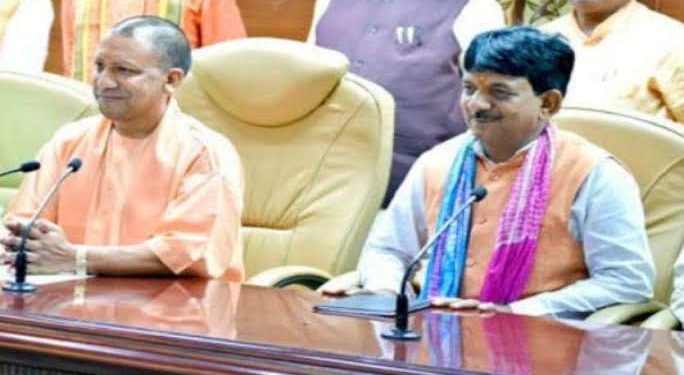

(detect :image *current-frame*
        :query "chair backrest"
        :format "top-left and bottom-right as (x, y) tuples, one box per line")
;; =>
(176, 38), (394, 279)
(0, 71), (97, 208)
(554, 106), (684, 303)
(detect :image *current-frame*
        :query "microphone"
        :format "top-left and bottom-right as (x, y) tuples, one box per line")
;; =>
(3, 158), (83, 293)
(381, 185), (487, 341)
(0, 161), (41, 178)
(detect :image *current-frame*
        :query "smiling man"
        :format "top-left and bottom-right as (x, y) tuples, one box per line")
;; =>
(0, 16), (244, 280)
(349, 26), (655, 318)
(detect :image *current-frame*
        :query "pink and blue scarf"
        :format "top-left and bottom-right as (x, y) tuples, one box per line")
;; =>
(420, 126), (555, 304)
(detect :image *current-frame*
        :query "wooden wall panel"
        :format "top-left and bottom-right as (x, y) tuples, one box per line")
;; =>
(640, 0), (684, 23)
(44, 0), (63, 75)
(236, 0), (315, 41)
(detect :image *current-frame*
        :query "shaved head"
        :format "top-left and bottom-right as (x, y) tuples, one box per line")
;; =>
(110, 15), (192, 74)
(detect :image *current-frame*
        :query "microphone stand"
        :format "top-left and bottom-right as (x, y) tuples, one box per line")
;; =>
(381, 186), (487, 340)
(3, 159), (82, 293)
(0, 161), (40, 178)
(0, 168), (24, 178)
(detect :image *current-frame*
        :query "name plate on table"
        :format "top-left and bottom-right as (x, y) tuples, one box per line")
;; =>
(314, 294), (430, 318)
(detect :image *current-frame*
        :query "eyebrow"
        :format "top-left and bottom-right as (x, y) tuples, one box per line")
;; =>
(489, 83), (514, 90)
(93, 57), (143, 69)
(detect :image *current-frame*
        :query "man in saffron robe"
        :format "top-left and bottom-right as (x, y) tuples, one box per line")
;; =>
(0, 16), (244, 280)
(326, 26), (655, 317)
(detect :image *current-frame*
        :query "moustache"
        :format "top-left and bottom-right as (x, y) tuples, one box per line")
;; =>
(95, 90), (128, 98)
(471, 111), (501, 122)
(95, 93), (128, 100)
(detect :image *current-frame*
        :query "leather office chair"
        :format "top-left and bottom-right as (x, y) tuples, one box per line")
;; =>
(641, 288), (682, 330)
(642, 243), (684, 330)
(176, 38), (394, 289)
(553, 106), (684, 326)
(0, 71), (97, 211)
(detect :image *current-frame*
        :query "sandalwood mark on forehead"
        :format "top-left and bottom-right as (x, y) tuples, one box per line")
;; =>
(464, 72), (529, 91)
(469, 74), (495, 86)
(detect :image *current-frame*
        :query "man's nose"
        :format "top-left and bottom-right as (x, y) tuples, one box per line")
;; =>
(94, 69), (117, 90)
(466, 92), (492, 111)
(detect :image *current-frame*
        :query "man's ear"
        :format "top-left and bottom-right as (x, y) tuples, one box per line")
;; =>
(164, 68), (185, 94)
(540, 89), (564, 120)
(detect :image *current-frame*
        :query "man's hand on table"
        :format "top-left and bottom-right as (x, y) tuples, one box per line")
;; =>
(431, 297), (512, 313)
(0, 216), (76, 273)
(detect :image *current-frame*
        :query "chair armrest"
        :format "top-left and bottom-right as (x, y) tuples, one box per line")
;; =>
(247, 266), (332, 290)
(316, 270), (360, 294)
(586, 301), (666, 324)
(641, 308), (682, 330)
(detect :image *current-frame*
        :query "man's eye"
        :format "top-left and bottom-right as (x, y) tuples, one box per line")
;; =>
(463, 86), (476, 95)
(94, 62), (104, 72)
(117, 67), (136, 74)
(491, 90), (513, 99)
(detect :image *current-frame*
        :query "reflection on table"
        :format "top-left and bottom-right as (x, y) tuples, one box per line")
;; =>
(0, 277), (678, 374)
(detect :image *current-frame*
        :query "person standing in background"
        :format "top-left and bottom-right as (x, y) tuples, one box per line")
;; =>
(0, 0), (53, 72)
(542, 0), (684, 125)
(497, 0), (571, 25)
(310, 0), (505, 207)
(62, 0), (246, 83)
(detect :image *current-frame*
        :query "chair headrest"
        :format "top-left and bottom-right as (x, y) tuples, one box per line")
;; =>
(189, 38), (350, 127)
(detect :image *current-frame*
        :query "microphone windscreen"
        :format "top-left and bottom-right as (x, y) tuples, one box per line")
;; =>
(67, 158), (83, 172)
(19, 161), (40, 172)
(472, 186), (487, 202)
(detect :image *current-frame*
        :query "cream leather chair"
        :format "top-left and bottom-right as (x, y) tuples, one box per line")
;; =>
(176, 38), (394, 288)
(554, 106), (684, 326)
(642, 149), (684, 331)
(642, 244), (684, 330)
(0, 71), (97, 210)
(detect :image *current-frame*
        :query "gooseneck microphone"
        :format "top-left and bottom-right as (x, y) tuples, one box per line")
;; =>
(3, 158), (83, 293)
(381, 185), (487, 341)
(0, 161), (41, 178)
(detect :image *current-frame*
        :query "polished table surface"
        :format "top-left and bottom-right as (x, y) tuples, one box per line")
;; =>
(0, 277), (679, 374)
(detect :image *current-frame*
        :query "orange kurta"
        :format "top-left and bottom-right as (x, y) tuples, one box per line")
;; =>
(9, 101), (244, 280)
(421, 128), (606, 299)
(61, 0), (247, 82)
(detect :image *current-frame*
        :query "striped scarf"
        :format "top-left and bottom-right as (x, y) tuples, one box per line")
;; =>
(420, 126), (555, 304)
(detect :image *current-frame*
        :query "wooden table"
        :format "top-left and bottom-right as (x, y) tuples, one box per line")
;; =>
(0, 277), (678, 374)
